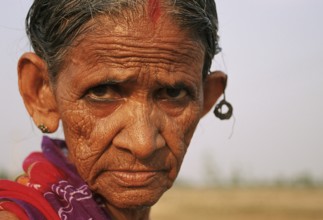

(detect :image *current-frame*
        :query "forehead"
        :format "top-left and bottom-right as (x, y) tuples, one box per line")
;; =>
(58, 14), (205, 85)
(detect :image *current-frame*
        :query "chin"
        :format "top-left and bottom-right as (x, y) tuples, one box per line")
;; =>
(101, 186), (170, 209)
(91, 169), (175, 209)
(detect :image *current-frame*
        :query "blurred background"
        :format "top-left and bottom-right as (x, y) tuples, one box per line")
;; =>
(0, 1), (323, 219)
(180, 0), (323, 187)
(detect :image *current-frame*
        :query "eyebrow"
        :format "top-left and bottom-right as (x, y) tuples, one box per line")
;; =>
(98, 75), (138, 85)
(157, 81), (188, 88)
(156, 81), (197, 95)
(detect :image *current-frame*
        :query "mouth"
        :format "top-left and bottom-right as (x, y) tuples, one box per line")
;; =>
(106, 170), (168, 187)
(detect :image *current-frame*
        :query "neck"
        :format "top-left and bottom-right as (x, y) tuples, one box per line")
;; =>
(106, 204), (151, 220)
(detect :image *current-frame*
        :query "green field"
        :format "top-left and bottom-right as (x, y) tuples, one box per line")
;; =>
(151, 187), (323, 220)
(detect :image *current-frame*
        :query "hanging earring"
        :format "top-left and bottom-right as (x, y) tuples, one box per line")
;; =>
(214, 93), (233, 120)
(38, 124), (50, 133)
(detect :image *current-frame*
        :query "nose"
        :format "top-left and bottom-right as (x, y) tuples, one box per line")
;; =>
(112, 104), (165, 160)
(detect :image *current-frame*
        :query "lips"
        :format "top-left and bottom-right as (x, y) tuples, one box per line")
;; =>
(107, 170), (167, 187)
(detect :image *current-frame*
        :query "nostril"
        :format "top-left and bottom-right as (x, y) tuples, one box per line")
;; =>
(116, 146), (133, 155)
(156, 134), (166, 149)
(112, 113), (165, 159)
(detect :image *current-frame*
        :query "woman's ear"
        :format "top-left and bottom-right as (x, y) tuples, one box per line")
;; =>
(201, 71), (227, 117)
(18, 52), (60, 133)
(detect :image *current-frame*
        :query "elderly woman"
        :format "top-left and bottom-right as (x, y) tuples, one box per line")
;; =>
(0, 0), (232, 219)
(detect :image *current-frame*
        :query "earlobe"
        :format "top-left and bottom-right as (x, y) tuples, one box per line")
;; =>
(18, 52), (60, 133)
(201, 71), (227, 117)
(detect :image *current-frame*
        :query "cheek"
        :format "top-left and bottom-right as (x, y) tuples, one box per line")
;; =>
(60, 110), (97, 178)
(178, 99), (203, 145)
(164, 104), (202, 180)
(57, 101), (105, 178)
(60, 104), (129, 182)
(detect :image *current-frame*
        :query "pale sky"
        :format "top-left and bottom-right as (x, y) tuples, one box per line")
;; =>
(0, 0), (322, 185)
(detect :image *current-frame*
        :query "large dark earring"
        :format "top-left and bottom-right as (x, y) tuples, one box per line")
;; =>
(214, 94), (233, 120)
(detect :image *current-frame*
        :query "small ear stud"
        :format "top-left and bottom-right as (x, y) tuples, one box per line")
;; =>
(38, 124), (50, 133)
(214, 97), (233, 120)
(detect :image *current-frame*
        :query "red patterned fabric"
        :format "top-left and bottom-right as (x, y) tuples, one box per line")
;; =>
(0, 180), (59, 219)
(0, 136), (110, 219)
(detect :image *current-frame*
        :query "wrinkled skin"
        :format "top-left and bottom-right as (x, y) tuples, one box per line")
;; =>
(57, 15), (204, 211)
(17, 13), (225, 220)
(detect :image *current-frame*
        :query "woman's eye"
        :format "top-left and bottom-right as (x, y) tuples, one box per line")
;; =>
(85, 84), (121, 102)
(158, 87), (188, 100)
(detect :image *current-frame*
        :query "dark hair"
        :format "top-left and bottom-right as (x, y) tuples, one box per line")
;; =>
(26, 0), (220, 82)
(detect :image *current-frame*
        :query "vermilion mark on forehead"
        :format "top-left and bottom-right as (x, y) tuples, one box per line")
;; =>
(148, 0), (161, 23)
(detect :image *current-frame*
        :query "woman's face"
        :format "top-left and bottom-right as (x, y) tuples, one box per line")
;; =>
(54, 16), (205, 209)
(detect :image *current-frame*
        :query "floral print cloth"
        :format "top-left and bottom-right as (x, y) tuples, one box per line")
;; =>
(0, 136), (111, 220)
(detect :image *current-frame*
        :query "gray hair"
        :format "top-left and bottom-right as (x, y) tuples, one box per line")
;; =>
(26, 0), (221, 82)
